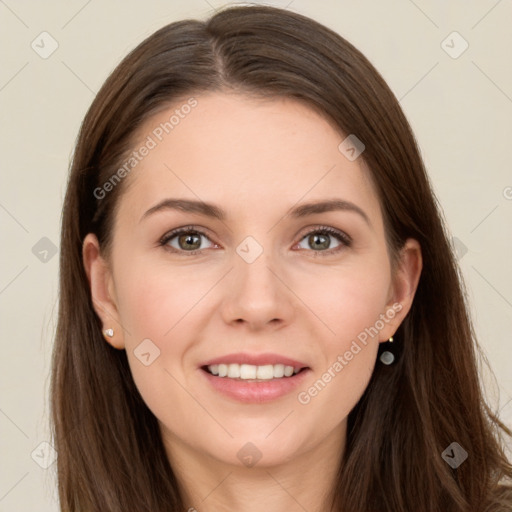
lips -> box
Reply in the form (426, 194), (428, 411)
(200, 352), (309, 369)
(200, 364), (311, 403)
(198, 352), (311, 403)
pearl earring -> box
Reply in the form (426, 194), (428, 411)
(379, 336), (395, 365)
(103, 328), (114, 339)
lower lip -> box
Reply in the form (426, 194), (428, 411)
(200, 367), (311, 403)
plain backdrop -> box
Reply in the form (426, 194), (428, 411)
(1, 1), (511, 510)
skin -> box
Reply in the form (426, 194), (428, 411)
(83, 91), (422, 512)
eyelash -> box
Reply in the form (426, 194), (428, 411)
(159, 225), (352, 257)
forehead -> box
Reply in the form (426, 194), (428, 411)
(116, 92), (381, 225)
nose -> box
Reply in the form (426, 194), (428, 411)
(219, 242), (296, 331)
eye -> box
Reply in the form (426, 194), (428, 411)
(295, 226), (351, 255)
(160, 226), (216, 255)
(159, 225), (351, 257)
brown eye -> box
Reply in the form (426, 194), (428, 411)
(295, 227), (351, 255)
(305, 233), (332, 250)
(176, 232), (202, 251)
(160, 228), (215, 254)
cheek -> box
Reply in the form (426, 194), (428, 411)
(296, 280), (384, 422)
(299, 344), (377, 426)
(113, 263), (213, 392)
(291, 260), (390, 414)
(113, 269), (196, 421)
(114, 260), (204, 342)
(297, 260), (391, 345)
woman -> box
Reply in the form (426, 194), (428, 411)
(50, 4), (512, 511)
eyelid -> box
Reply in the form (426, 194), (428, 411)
(159, 225), (212, 244)
(296, 224), (352, 245)
(293, 225), (352, 256)
(159, 225), (217, 252)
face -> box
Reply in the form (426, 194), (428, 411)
(84, 92), (421, 471)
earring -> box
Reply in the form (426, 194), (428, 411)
(103, 328), (114, 340)
(379, 336), (395, 365)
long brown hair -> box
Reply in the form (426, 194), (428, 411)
(50, 5), (512, 511)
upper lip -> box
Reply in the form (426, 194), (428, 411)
(201, 352), (309, 369)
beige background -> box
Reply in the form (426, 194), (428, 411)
(1, 0), (511, 509)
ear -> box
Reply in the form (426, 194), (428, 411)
(82, 233), (125, 350)
(379, 238), (423, 341)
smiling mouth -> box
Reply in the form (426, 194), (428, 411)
(202, 363), (308, 381)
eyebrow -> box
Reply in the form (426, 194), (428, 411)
(140, 198), (371, 226)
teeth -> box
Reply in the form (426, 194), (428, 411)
(227, 364), (240, 378)
(273, 364), (285, 378)
(240, 364), (257, 379)
(207, 363), (302, 380)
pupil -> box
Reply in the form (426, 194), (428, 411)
(181, 233), (200, 250)
(311, 233), (329, 250)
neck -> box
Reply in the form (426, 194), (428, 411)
(162, 422), (345, 512)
